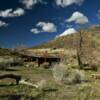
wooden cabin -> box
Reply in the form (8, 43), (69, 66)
(20, 53), (61, 67)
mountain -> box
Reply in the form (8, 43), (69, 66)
(32, 26), (100, 49)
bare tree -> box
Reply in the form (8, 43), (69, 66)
(76, 31), (84, 69)
(74, 30), (94, 69)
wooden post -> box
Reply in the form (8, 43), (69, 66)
(44, 51), (48, 63)
(36, 58), (40, 67)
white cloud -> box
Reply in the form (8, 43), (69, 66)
(30, 28), (40, 34)
(0, 20), (8, 27)
(12, 8), (25, 16)
(31, 22), (57, 34)
(20, 0), (47, 9)
(66, 24), (73, 28)
(67, 11), (88, 24)
(55, 0), (84, 7)
(36, 22), (57, 32)
(0, 8), (25, 18)
(57, 28), (77, 37)
(97, 10), (100, 19)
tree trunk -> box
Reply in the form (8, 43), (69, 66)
(77, 31), (84, 69)
(77, 51), (84, 69)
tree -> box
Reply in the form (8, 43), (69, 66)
(74, 30), (94, 69)
(76, 31), (84, 69)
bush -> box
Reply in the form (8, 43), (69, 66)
(52, 63), (67, 82)
(63, 69), (85, 84)
(41, 62), (50, 69)
(0, 56), (23, 70)
(90, 63), (98, 71)
(25, 62), (35, 68)
(52, 63), (85, 85)
(0, 62), (8, 70)
(77, 83), (95, 100)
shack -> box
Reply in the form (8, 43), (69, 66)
(19, 52), (61, 67)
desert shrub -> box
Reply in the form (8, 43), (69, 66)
(30, 80), (58, 100)
(77, 83), (96, 100)
(41, 62), (50, 69)
(63, 69), (85, 84)
(24, 62), (35, 68)
(0, 62), (8, 70)
(0, 56), (23, 70)
(10, 57), (24, 66)
(52, 63), (67, 82)
(52, 63), (85, 85)
(90, 63), (98, 71)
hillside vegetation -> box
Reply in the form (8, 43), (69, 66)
(0, 48), (12, 56)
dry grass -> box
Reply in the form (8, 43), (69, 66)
(0, 65), (100, 100)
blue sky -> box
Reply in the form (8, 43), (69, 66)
(0, 0), (100, 48)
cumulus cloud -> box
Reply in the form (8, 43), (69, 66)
(31, 22), (57, 34)
(0, 20), (8, 27)
(36, 22), (57, 32)
(57, 28), (77, 37)
(30, 28), (40, 34)
(20, 0), (47, 9)
(97, 10), (100, 19)
(55, 0), (84, 7)
(0, 8), (25, 18)
(67, 11), (88, 24)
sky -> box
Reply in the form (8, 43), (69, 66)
(0, 0), (100, 48)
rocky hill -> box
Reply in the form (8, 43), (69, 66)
(32, 26), (100, 49)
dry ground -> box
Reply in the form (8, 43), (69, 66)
(0, 65), (100, 100)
